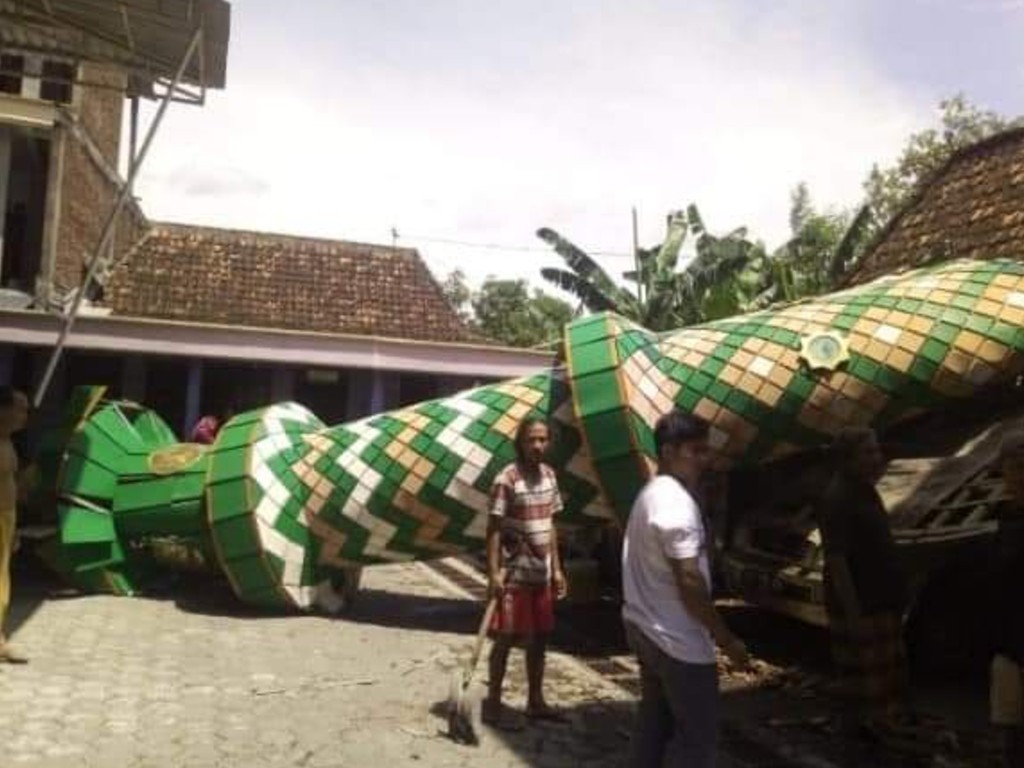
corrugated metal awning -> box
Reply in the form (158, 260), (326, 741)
(0, 0), (229, 99)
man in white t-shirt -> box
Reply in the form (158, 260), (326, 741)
(622, 409), (750, 767)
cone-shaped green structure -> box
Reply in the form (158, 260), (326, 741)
(42, 258), (1024, 610)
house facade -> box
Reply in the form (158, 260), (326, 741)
(0, 4), (549, 448)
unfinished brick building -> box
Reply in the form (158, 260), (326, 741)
(0, 2), (546, 444)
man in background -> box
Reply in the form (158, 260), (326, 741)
(0, 385), (30, 663)
(622, 409), (750, 767)
(991, 428), (1024, 768)
(818, 426), (908, 736)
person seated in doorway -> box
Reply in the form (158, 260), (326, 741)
(190, 404), (235, 445)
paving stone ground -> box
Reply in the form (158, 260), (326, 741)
(9, 558), (992, 768)
(1, 562), (635, 768)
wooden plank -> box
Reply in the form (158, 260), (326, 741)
(888, 420), (1010, 528)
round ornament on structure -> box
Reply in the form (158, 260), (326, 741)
(798, 331), (850, 372)
(148, 443), (208, 475)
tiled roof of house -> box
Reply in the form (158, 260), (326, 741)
(104, 222), (480, 344)
(846, 127), (1024, 286)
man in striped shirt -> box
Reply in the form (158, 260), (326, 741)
(483, 416), (568, 729)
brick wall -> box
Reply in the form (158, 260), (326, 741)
(76, 62), (124, 166)
(49, 64), (147, 292)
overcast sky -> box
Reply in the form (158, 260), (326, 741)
(130, 0), (1024, 292)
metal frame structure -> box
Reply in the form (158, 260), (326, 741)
(0, 0), (233, 406)
(0, 0), (229, 104)
(33, 25), (201, 405)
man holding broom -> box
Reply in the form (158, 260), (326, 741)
(483, 415), (568, 730)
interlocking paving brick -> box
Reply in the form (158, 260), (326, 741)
(1, 562), (638, 767)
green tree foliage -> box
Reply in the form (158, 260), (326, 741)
(440, 268), (473, 324)
(769, 183), (873, 299)
(657, 206), (772, 324)
(528, 96), (1020, 331)
(441, 271), (574, 347)
(529, 291), (576, 341)
(536, 227), (636, 316)
(472, 279), (574, 348)
(864, 94), (1022, 234)
(538, 205), (758, 330)
(771, 96), (1017, 299)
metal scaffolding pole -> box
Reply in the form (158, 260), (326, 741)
(33, 25), (204, 408)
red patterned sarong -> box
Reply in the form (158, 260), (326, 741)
(489, 584), (554, 638)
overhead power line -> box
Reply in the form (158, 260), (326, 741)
(394, 231), (635, 259)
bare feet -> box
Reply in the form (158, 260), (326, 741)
(0, 644), (28, 664)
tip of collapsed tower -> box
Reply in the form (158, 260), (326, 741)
(0, 0), (231, 105)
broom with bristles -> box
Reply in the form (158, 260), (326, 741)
(446, 591), (500, 745)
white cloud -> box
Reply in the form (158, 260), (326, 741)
(154, 164), (270, 198)
(129, 1), (929, 294)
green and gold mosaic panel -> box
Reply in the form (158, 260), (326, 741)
(201, 373), (608, 610)
(651, 258), (1024, 464)
(43, 258), (1024, 610)
(48, 388), (198, 596)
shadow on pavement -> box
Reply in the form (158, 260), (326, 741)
(167, 576), (487, 632)
(425, 679), (995, 768)
(5, 548), (70, 639)
(345, 588), (482, 634)
(427, 696), (633, 767)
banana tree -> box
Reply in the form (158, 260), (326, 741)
(537, 228), (639, 317)
(772, 203), (874, 297)
(704, 202), (875, 318)
(538, 205), (759, 331)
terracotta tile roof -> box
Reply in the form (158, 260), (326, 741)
(846, 127), (1024, 286)
(104, 222), (480, 343)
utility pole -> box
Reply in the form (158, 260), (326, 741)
(632, 206), (642, 305)
(390, 227), (399, 249)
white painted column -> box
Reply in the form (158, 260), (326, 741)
(38, 125), (66, 304)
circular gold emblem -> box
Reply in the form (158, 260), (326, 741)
(148, 444), (208, 476)
(799, 331), (850, 372)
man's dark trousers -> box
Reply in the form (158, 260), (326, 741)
(625, 621), (719, 767)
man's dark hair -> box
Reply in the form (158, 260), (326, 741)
(829, 426), (876, 468)
(0, 385), (16, 409)
(514, 415), (551, 461)
(654, 409), (710, 460)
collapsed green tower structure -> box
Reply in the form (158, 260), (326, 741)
(40, 259), (1024, 611)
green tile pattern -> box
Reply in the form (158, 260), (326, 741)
(42, 258), (1024, 610)
(47, 389), (193, 596)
